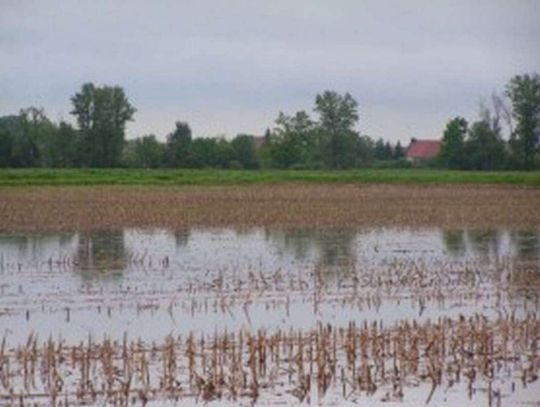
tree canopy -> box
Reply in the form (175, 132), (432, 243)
(1, 75), (539, 171)
(71, 83), (136, 167)
(506, 74), (540, 170)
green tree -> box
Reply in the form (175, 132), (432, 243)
(123, 135), (164, 168)
(374, 138), (386, 160)
(439, 117), (467, 169)
(314, 91), (359, 169)
(464, 120), (506, 170)
(231, 134), (259, 169)
(505, 74), (540, 170)
(0, 128), (12, 167)
(70, 83), (136, 167)
(394, 141), (404, 159)
(190, 138), (221, 168)
(384, 141), (393, 160)
(4, 107), (56, 167)
(267, 111), (318, 168)
(43, 121), (78, 167)
(214, 138), (234, 168)
(166, 121), (192, 167)
(356, 135), (375, 166)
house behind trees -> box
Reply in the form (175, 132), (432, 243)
(406, 139), (441, 165)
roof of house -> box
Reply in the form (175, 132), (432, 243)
(406, 139), (441, 159)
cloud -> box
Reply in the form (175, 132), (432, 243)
(1, 0), (539, 141)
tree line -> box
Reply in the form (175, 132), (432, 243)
(0, 73), (538, 170)
(439, 73), (540, 171)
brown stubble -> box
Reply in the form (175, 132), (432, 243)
(0, 184), (539, 232)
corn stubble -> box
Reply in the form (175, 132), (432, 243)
(1, 184), (539, 232)
(0, 315), (538, 406)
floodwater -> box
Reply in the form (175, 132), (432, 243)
(0, 227), (538, 342)
(0, 227), (539, 406)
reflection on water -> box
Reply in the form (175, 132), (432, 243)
(174, 228), (190, 247)
(0, 227), (539, 276)
(0, 226), (538, 344)
(76, 231), (127, 273)
(511, 230), (540, 258)
(266, 228), (357, 268)
(467, 229), (502, 257)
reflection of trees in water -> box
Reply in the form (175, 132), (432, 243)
(266, 227), (356, 267)
(317, 232), (356, 268)
(0, 233), (77, 261)
(441, 229), (540, 259)
(76, 231), (126, 274)
(510, 230), (540, 258)
(265, 228), (313, 261)
(441, 230), (466, 256)
(466, 230), (502, 257)
(174, 228), (191, 247)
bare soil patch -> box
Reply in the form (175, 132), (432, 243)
(1, 184), (539, 232)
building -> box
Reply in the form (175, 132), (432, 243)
(406, 139), (441, 165)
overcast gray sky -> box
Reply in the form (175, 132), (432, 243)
(1, 0), (539, 142)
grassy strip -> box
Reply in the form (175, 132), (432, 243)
(0, 168), (539, 186)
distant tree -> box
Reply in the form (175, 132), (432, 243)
(267, 111), (318, 168)
(8, 107), (57, 167)
(214, 138), (234, 168)
(505, 73), (540, 170)
(394, 141), (404, 159)
(43, 121), (78, 167)
(166, 121), (192, 167)
(70, 83), (136, 167)
(314, 91), (359, 169)
(133, 135), (164, 168)
(374, 138), (386, 160)
(383, 141), (393, 160)
(231, 134), (259, 169)
(355, 135), (375, 166)
(0, 128), (12, 167)
(439, 117), (468, 169)
(464, 120), (506, 170)
(264, 128), (271, 143)
(190, 138), (221, 168)
(121, 139), (138, 167)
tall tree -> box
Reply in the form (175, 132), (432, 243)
(267, 111), (318, 168)
(439, 117), (468, 169)
(7, 107), (55, 167)
(166, 121), (192, 167)
(70, 83), (135, 167)
(464, 120), (506, 170)
(314, 91), (359, 169)
(505, 73), (540, 170)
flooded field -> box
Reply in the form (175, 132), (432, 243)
(0, 226), (539, 406)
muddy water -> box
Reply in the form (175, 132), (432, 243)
(0, 227), (538, 344)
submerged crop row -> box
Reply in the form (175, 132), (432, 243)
(0, 315), (538, 406)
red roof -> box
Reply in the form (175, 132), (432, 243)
(406, 139), (441, 159)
